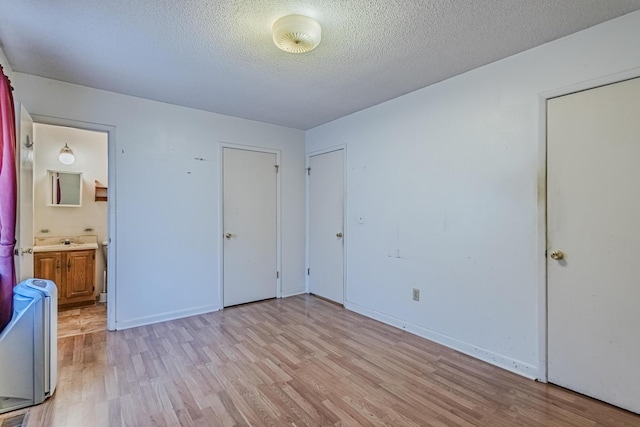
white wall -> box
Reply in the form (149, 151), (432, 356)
(0, 46), (13, 81)
(33, 123), (108, 296)
(15, 75), (306, 329)
(306, 11), (640, 378)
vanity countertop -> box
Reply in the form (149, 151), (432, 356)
(33, 242), (99, 252)
(33, 235), (99, 253)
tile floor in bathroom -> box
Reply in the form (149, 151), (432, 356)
(57, 303), (106, 338)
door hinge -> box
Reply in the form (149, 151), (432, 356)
(276, 271), (280, 279)
(306, 167), (311, 176)
(307, 268), (310, 275)
(275, 165), (279, 173)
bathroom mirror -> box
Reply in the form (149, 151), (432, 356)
(48, 170), (83, 207)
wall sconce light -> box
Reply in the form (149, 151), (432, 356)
(58, 143), (75, 165)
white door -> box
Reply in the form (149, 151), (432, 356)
(308, 149), (344, 304)
(15, 105), (34, 281)
(547, 77), (640, 414)
(222, 147), (277, 307)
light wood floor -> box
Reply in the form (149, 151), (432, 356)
(2, 295), (639, 426)
(58, 303), (107, 338)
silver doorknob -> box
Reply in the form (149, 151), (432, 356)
(225, 233), (233, 239)
(336, 232), (343, 238)
(550, 250), (564, 260)
(21, 248), (33, 255)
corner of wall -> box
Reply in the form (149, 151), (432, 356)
(281, 288), (306, 298)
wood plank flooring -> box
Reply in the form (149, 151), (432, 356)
(2, 295), (639, 426)
(58, 303), (106, 338)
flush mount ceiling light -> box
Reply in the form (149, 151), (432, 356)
(58, 143), (75, 165)
(272, 15), (321, 53)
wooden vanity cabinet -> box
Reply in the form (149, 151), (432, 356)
(34, 249), (96, 309)
(33, 251), (63, 287)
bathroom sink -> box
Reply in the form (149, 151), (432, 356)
(33, 236), (99, 253)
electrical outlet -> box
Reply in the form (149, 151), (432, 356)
(412, 288), (420, 301)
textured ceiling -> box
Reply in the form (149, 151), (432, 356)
(1, 1), (640, 130)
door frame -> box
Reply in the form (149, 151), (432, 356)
(305, 145), (347, 302)
(218, 142), (282, 309)
(30, 114), (117, 330)
(537, 67), (640, 382)
(15, 104), (34, 282)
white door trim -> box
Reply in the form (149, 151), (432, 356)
(16, 104), (34, 282)
(218, 142), (282, 310)
(536, 66), (640, 382)
(305, 144), (347, 303)
(30, 114), (117, 331)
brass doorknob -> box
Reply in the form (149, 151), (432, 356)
(550, 250), (564, 260)
(225, 233), (233, 239)
(336, 232), (343, 238)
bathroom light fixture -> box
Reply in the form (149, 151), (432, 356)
(272, 15), (321, 53)
(58, 143), (75, 165)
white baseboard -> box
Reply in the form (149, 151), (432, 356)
(344, 300), (539, 380)
(116, 290), (308, 330)
(280, 288), (306, 298)
(114, 304), (220, 330)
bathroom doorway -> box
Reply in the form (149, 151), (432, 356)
(20, 117), (114, 334)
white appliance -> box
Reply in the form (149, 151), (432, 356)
(99, 240), (108, 303)
(0, 279), (57, 414)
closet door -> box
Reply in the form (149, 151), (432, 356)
(547, 77), (640, 414)
(222, 147), (278, 307)
(308, 149), (344, 304)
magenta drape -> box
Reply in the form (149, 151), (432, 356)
(56, 173), (61, 204)
(0, 66), (17, 333)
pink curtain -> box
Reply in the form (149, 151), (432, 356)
(0, 65), (17, 332)
(56, 173), (61, 204)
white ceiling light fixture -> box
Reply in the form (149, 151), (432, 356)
(272, 15), (321, 53)
(58, 143), (75, 165)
